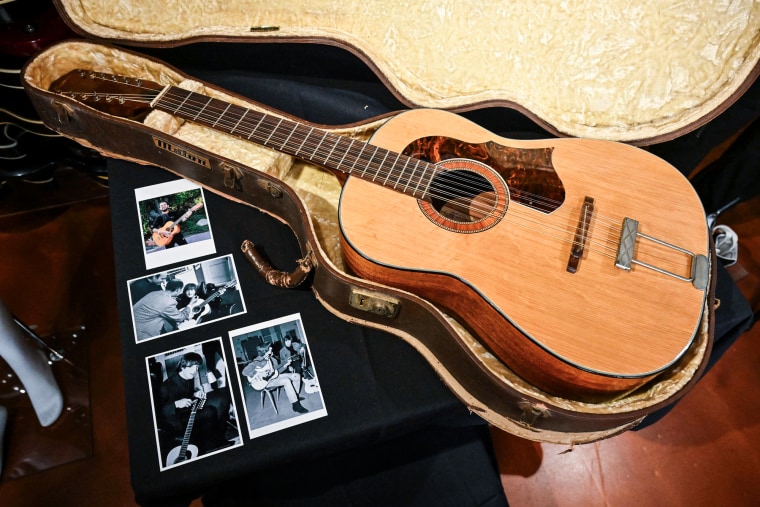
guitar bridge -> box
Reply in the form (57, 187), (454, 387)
(616, 218), (709, 290)
(567, 196), (595, 273)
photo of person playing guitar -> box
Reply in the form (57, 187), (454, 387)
(242, 344), (308, 414)
(150, 200), (204, 249)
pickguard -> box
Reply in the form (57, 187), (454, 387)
(402, 136), (565, 213)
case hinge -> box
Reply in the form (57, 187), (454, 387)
(257, 178), (283, 198)
(220, 162), (244, 191)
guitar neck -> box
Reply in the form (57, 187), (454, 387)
(178, 406), (198, 455)
(152, 86), (436, 201)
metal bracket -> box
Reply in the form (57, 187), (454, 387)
(257, 178), (283, 198)
(349, 288), (400, 318)
(615, 217), (709, 290)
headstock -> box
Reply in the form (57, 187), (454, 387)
(49, 69), (165, 121)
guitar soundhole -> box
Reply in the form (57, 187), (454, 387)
(431, 169), (494, 222)
(420, 159), (508, 233)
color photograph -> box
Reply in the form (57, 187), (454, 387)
(135, 179), (216, 269)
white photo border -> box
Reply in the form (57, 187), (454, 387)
(228, 313), (327, 439)
(128, 254), (246, 344)
(145, 337), (244, 471)
(135, 179), (216, 270)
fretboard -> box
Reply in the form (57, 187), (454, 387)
(153, 86), (436, 200)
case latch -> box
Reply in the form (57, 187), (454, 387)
(349, 288), (400, 318)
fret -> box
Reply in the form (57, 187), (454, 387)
(361, 146), (379, 178)
(281, 123), (298, 151)
(401, 158), (416, 190)
(412, 160), (429, 198)
(171, 89), (192, 114)
(295, 126), (314, 156)
(352, 144), (369, 178)
(323, 135), (339, 166)
(336, 138), (355, 173)
(212, 102), (231, 128)
(384, 156), (406, 186)
(248, 113), (266, 140)
(194, 96), (213, 120)
(264, 118), (283, 145)
(230, 108), (248, 136)
(393, 157), (412, 190)
(400, 159), (419, 192)
(373, 149), (390, 181)
(386, 153), (402, 187)
(312, 130), (328, 161)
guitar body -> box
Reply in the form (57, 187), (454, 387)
(151, 203), (204, 247)
(184, 298), (212, 322)
(176, 306), (210, 330)
(339, 109), (709, 399)
(166, 443), (199, 466)
(152, 222), (180, 247)
(177, 281), (235, 329)
(250, 369), (278, 391)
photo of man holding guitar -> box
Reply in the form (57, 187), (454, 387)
(242, 344), (308, 414)
(156, 349), (239, 469)
(150, 200), (204, 249)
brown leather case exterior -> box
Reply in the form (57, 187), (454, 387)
(22, 41), (716, 444)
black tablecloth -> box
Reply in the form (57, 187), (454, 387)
(109, 161), (507, 506)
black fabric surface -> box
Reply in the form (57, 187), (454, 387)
(201, 421), (508, 507)
(109, 162), (489, 506)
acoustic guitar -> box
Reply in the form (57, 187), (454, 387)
(50, 70), (711, 398)
(177, 281), (236, 329)
(152, 202), (204, 247)
(248, 355), (292, 391)
(166, 396), (205, 466)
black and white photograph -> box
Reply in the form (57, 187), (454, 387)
(135, 179), (216, 269)
(128, 255), (246, 343)
(229, 313), (327, 439)
(146, 338), (243, 471)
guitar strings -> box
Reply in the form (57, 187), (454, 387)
(65, 86), (628, 262)
(65, 77), (580, 223)
(121, 88), (640, 262)
(70, 88), (580, 225)
(155, 89), (630, 260)
(64, 83), (687, 267)
(81, 88), (561, 217)
(107, 90), (697, 272)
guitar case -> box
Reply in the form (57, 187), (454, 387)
(20, 1), (760, 444)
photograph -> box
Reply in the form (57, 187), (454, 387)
(128, 254), (246, 343)
(135, 179), (216, 269)
(146, 338), (243, 471)
(229, 313), (327, 439)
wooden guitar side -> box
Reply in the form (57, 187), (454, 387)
(339, 109), (709, 399)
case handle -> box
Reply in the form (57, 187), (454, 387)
(241, 240), (314, 289)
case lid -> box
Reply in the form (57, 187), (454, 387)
(54, 0), (760, 143)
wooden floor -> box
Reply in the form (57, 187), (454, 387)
(0, 171), (758, 506)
